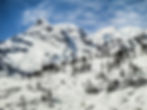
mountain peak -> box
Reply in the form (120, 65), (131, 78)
(0, 22), (90, 74)
(27, 18), (53, 34)
(35, 18), (49, 26)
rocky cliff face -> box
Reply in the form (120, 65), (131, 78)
(0, 20), (147, 110)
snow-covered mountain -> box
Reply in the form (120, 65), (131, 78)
(0, 19), (95, 74)
(1, 20), (147, 110)
(1, 19), (147, 87)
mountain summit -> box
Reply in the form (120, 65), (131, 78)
(0, 20), (91, 74)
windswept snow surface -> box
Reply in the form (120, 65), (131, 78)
(0, 20), (147, 110)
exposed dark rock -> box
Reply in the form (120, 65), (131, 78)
(85, 81), (100, 94)
(46, 26), (53, 32)
(107, 80), (120, 92)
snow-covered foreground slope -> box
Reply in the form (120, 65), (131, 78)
(1, 20), (147, 110)
(0, 70), (147, 110)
